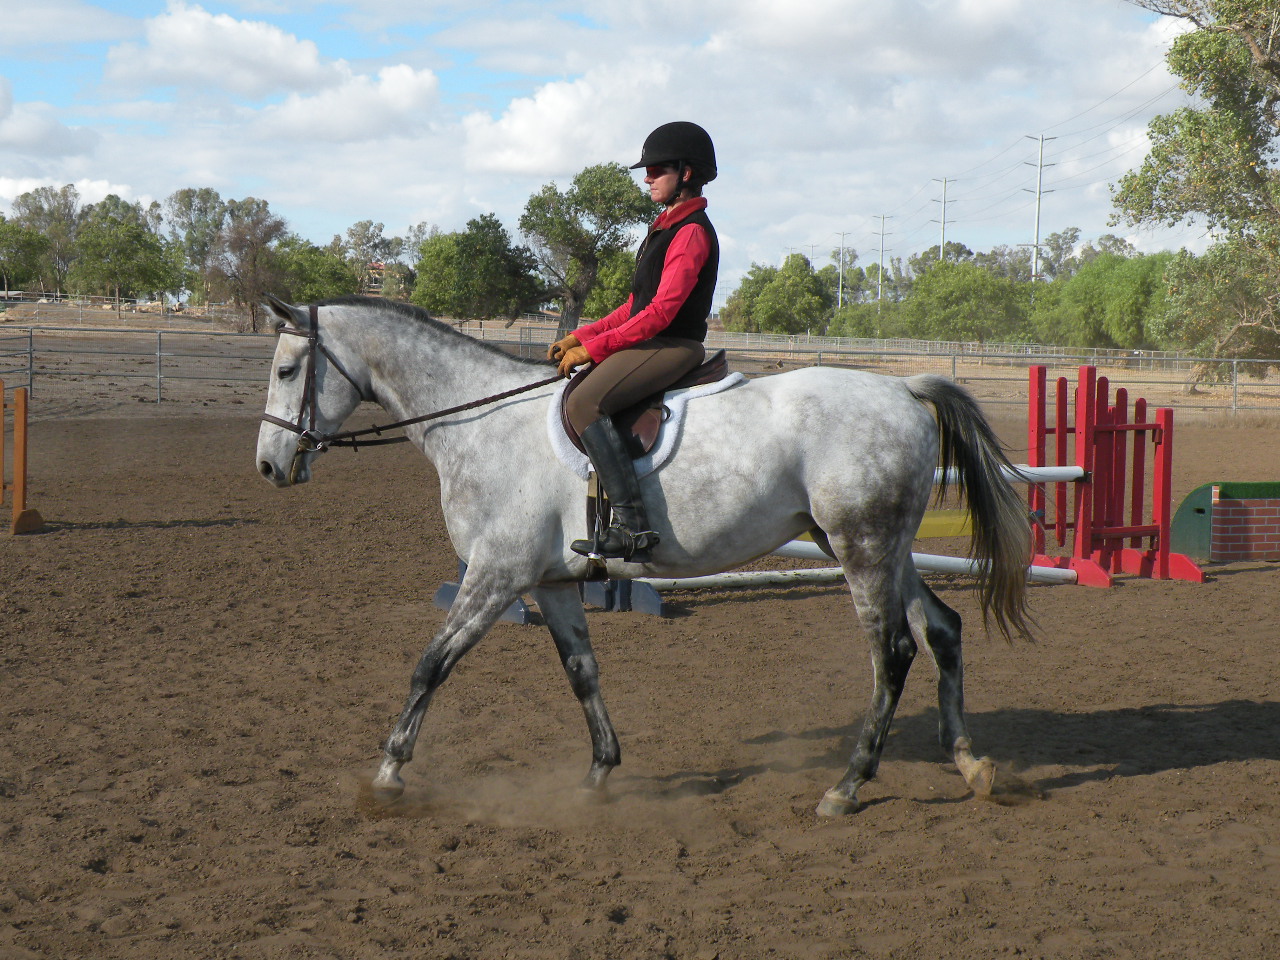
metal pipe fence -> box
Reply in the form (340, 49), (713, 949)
(2, 323), (1279, 418)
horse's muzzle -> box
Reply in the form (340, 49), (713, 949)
(258, 457), (305, 487)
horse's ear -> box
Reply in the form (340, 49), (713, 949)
(264, 294), (309, 334)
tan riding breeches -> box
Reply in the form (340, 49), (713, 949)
(565, 337), (706, 435)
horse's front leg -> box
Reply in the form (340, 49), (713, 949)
(531, 584), (621, 792)
(372, 565), (523, 802)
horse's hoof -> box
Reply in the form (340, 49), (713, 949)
(579, 762), (614, 795)
(815, 788), (861, 817)
(956, 754), (996, 799)
(953, 738), (997, 799)
(966, 758), (997, 799)
(370, 771), (405, 804)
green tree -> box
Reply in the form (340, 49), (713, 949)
(0, 217), (50, 294)
(342, 220), (403, 293)
(454, 214), (542, 320)
(753, 254), (831, 334)
(1115, 1), (1280, 358)
(720, 263), (778, 332)
(1039, 227), (1083, 280)
(411, 232), (463, 316)
(69, 195), (178, 314)
(582, 247), (636, 318)
(1154, 244), (1280, 358)
(863, 258), (911, 303)
(827, 246), (866, 307)
(164, 187), (227, 305)
(908, 241), (974, 278)
(11, 184), (81, 294)
(973, 244), (1033, 282)
(902, 260), (1028, 343)
(211, 197), (288, 331)
(277, 235), (359, 302)
(828, 301), (891, 338)
(519, 163), (656, 334)
(1030, 252), (1172, 348)
(411, 215), (542, 321)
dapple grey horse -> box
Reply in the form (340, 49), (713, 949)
(255, 295), (1032, 816)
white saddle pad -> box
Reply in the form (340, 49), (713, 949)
(547, 372), (746, 480)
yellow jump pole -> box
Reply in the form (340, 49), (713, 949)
(10, 386), (42, 535)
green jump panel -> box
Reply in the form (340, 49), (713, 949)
(1170, 481), (1280, 560)
(1169, 483), (1214, 560)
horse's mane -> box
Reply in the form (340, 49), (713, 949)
(317, 295), (551, 368)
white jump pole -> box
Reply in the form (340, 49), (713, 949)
(940, 464), (1085, 485)
(640, 542), (1077, 592)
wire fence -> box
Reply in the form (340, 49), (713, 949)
(0, 293), (246, 327)
(2, 319), (1279, 419)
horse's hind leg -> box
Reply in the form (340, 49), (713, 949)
(532, 584), (621, 792)
(906, 575), (995, 798)
(372, 565), (522, 802)
(817, 566), (917, 817)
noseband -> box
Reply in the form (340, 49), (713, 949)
(261, 304), (561, 483)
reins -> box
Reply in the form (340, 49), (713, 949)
(261, 306), (562, 474)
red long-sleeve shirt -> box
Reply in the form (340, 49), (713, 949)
(573, 198), (712, 363)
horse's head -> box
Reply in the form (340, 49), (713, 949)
(256, 295), (369, 487)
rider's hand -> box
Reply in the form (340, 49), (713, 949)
(557, 345), (591, 378)
(547, 333), (581, 363)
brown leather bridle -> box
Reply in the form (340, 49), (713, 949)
(261, 304), (561, 483)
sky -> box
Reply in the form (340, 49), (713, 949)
(0, 0), (1202, 308)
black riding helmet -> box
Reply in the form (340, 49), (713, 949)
(629, 121), (718, 186)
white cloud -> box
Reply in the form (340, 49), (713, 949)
(0, 1), (134, 50)
(462, 61), (668, 175)
(104, 1), (343, 99)
(255, 64), (440, 141)
(0, 86), (97, 160)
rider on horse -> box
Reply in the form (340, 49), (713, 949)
(547, 121), (720, 563)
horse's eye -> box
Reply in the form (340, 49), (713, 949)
(277, 365), (297, 381)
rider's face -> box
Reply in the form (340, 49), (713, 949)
(644, 164), (682, 205)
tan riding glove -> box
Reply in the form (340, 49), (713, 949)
(556, 345), (591, 378)
(547, 333), (580, 363)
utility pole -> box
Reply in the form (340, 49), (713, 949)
(932, 178), (952, 263)
(835, 232), (849, 309)
(1022, 134), (1056, 281)
(873, 215), (892, 313)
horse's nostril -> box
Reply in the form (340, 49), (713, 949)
(259, 461), (274, 478)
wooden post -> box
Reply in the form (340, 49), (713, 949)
(1, 379), (6, 509)
(10, 387), (43, 534)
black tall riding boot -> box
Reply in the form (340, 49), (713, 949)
(571, 419), (660, 563)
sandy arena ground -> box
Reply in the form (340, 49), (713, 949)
(2, 376), (1279, 959)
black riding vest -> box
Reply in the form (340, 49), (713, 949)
(629, 208), (719, 342)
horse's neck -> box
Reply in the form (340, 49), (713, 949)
(355, 314), (540, 448)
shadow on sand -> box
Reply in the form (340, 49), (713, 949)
(645, 698), (1280, 800)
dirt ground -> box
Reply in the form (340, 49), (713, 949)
(3, 389), (1280, 960)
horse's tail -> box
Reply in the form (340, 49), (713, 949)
(906, 375), (1034, 641)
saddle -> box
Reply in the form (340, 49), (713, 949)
(559, 349), (730, 458)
